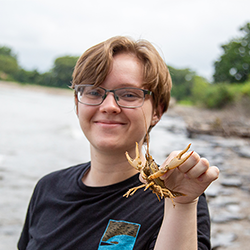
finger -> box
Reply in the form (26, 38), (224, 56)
(185, 157), (209, 179)
(177, 151), (201, 173)
(197, 166), (220, 183)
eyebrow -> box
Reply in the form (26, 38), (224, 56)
(110, 83), (142, 89)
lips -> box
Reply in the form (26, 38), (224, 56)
(94, 120), (126, 126)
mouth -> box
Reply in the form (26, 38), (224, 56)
(94, 120), (126, 127)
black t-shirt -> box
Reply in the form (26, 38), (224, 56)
(18, 162), (211, 249)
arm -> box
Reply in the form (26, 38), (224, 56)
(155, 199), (198, 250)
(153, 151), (219, 250)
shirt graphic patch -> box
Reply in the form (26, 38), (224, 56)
(98, 219), (141, 249)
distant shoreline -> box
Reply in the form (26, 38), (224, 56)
(0, 80), (73, 97)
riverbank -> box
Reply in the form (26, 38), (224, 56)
(168, 104), (250, 249)
(168, 102), (250, 138)
(0, 80), (73, 96)
(1, 81), (250, 249)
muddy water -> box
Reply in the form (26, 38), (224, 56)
(0, 83), (249, 249)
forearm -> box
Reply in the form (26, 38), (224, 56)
(154, 199), (198, 250)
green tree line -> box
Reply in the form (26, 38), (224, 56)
(0, 48), (78, 88)
(1, 22), (250, 109)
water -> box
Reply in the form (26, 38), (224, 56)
(0, 84), (91, 249)
(0, 83), (248, 249)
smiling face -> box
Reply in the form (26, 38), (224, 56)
(76, 53), (159, 154)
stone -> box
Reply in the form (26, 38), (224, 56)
(211, 232), (237, 249)
(233, 145), (250, 158)
(220, 178), (243, 187)
(212, 211), (245, 223)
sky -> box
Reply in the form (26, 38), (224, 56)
(1, 0), (250, 81)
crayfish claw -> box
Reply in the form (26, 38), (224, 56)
(167, 143), (193, 170)
(124, 141), (192, 206)
(125, 142), (143, 170)
(148, 144), (193, 180)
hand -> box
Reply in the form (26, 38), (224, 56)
(159, 150), (219, 204)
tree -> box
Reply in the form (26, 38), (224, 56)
(168, 66), (195, 101)
(50, 56), (79, 88)
(190, 75), (209, 105)
(213, 23), (250, 83)
(14, 69), (42, 84)
(0, 46), (18, 78)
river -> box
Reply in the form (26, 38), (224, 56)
(0, 82), (249, 249)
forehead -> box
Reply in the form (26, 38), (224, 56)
(101, 53), (144, 89)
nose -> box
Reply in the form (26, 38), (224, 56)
(99, 92), (121, 113)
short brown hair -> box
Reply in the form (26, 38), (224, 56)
(72, 36), (172, 115)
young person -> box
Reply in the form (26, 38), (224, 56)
(18, 36), (219, 250)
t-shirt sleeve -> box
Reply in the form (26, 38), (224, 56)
(17, 181), (40, 250)
(17, 206), (31, 249)
(197, 193), (211, 249)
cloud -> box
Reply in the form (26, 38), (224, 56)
(0, 0), (249, 80)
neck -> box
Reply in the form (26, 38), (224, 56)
(82, 145), (144, 187)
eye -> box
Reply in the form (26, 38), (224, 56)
(85, 88), (103, 97)
(118, 89), (142, 99)
(123, 92), (137, 98)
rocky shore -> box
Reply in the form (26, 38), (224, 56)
(167, 105), (250, 250)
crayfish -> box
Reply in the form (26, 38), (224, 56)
(123, 111), (193, 204)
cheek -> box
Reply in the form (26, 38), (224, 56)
(141, 102), (154, 128)
(127, 107), (153, 136)
(77, 105), (94, 126)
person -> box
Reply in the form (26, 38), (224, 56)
(18, 36), (219, 250)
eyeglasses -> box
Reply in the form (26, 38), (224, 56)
(74, 84), (152, 109)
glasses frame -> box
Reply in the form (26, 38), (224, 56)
(74, 84), (152, 109)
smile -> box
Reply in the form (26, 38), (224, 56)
(94, 120), (126, 126)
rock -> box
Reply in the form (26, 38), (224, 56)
(212, 211), (244, 223)
(209, 196), (240, 208)
(220, 177), (243, 187)
(233, 145), (250, 158)
(226, 204), (241, 213)
(211, 232), (237, 249)
(205, 180), (221, 198)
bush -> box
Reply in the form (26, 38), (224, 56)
(169, 66), (195, 101)
(203, 84), (234, 109)
(50, 56), (79, 88)
(13, 69), (42, 84)
(241, 82), (250, 97)
(0, 54), (18, 76)
(191, 76), (209, 106)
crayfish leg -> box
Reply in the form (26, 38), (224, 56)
(144, 181), (154, 191)
(123, 184), (146, 198)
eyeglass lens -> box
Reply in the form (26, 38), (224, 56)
(76, 85), (148, 108)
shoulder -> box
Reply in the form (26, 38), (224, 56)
(34, 162), (90, 192)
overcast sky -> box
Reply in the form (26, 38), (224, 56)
(1, 0), (249, 80)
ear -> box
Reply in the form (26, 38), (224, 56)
(150, 105), (163, 126)
(74, 96), (79, 116)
